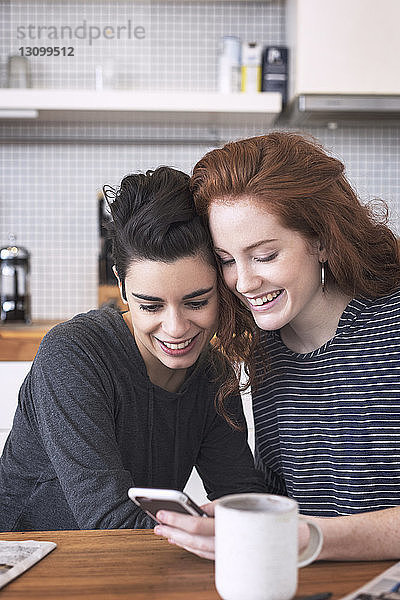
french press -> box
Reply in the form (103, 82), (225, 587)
(0, 235), (31, 323)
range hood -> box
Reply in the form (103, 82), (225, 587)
(280, 94), (400, 128)
(285, 0), (400, 128)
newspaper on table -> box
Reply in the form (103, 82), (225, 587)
(0, 540), (56, 589)
(340, 561), (400, 600)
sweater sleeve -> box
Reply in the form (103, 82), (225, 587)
(195, 391), (267, 500)
(254, 447), (288, 496)
(28, 326), (154, 530)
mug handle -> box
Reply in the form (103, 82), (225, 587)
(297, 518), (323, 567)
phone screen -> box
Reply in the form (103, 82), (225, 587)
(135, 495), (206, 522)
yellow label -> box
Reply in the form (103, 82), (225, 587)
(241, 65), (261, 92)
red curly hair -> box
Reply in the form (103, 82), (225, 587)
(191, 131), (400, 417)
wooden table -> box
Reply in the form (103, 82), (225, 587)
(0, 321), (61, 361)
(0, 529), (395, 599)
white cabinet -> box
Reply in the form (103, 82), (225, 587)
(0, 362), (32, 453)
(286, 0), (400, 100)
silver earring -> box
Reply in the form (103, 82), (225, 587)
(321, 261), (326, 291)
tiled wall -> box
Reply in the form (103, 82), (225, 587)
(1, 1), (399, 319)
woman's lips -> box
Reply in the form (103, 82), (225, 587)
(246, 289), (285, 312)
(156, 333), (200, 356)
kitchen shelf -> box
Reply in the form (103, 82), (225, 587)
(0, 89), (282, 127)
(22, 0), (272, 3)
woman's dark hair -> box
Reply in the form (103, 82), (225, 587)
(105, 167), (215, 300)
(104, 166), (244, 428)
(190, 131), (400, 411)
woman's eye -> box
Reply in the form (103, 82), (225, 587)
(255, 252), (278, 263)
(217, 256), (235, 266)
(139, 304), (161, 312)
(187, 299), (209, 310)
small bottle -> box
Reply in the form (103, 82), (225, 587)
(7, 55), (31, 88)
(241, 42), (262, 93)
(261, 46), (289, 106)
(217, 36), (241, 93)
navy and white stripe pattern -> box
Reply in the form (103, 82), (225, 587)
(253, 289), (400, 516)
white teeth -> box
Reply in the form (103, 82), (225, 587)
(248, 290), (282, 306)
(162, 337), (193, 350)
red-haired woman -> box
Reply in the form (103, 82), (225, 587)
(154, 132), (400, 561)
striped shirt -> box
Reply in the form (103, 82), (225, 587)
(253, 289), (400, 516)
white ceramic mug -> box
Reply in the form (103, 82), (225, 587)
(215, 493), (323, 600)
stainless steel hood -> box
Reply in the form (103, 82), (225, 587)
(279, 94), (400, 128)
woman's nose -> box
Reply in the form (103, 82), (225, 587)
(162, 310), (190, 339)
(235, 264), (262, 295)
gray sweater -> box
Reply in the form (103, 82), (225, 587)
(0, 308), (265, 531)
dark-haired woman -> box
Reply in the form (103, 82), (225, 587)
(0, 167), (264, 532)
(154, 132), (400, 560)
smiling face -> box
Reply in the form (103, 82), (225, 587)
(122, 255), (218, 382)
(208, 197), (327, 334)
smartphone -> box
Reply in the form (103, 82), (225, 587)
(128, 487), (208, 523)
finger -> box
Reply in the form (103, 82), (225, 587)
(154, 524), (215, 556)
(199, 502), (216, 517)
(181, 544), (215, 561)
(156, 511), (215, 536)
(169, 538), (215, 561)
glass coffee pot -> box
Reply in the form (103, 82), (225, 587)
(0, 235), (31, 323)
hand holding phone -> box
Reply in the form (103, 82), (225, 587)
(128, 487), (208, 523)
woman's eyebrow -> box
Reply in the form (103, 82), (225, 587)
(182, 287), (214, 300)
(131, 292), (163, 301)
(131, 286), (214, 302)
(245, 239), (278, 250)
(215, 239), (278, 253)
